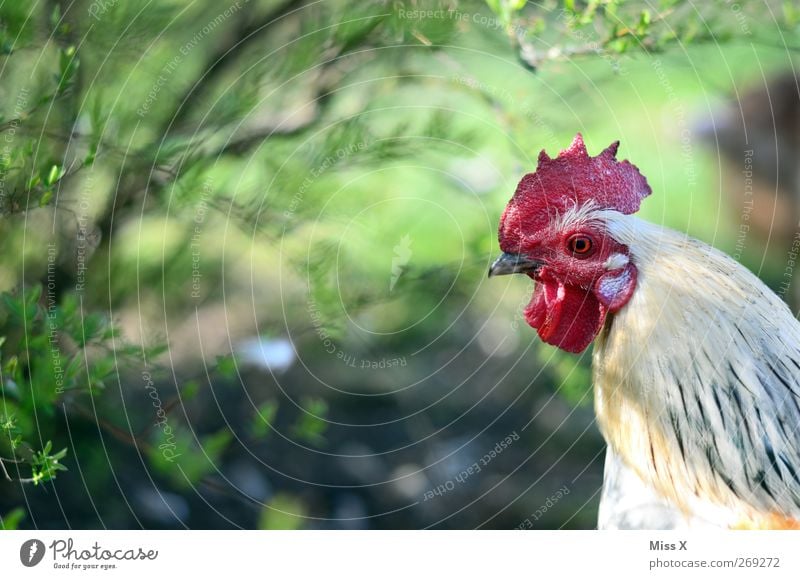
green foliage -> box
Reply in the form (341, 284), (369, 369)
(250, 400), (279, 438)
(0, 412), (22, 452)
(536, 346), (593, 407)
(485, 0), (528, 30)
(0, 0), (795, 529)
(0, 507), (25, 529)
(29, 441), (68, 485)
(215, 355), (238, 380)
(0, 284), (120, 484)
(291, 397), (329, 446)
(148, 426), (233, 489)
(502, 0), (786, 69)
(784, 1), (800, 29)
(258, 494), (306, 530)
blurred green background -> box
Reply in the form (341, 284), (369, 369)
(0, 0), (798, 529)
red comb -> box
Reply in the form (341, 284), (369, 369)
(499, 134), (651, 249)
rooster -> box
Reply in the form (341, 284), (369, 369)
(490, 134), (800, 529)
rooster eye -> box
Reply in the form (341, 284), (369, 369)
(567, 235), (593, 256)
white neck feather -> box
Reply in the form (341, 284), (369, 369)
(591, 211), (800, 525)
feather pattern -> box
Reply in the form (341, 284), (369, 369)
(592, 211), (800, 528)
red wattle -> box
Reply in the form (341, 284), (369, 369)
(524, 280), (607, 354)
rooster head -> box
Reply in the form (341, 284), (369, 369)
(490, 134), (651, 353)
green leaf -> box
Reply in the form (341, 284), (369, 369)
(64, 354), (85, 383)
(291, 397), (329, 446)
(3, 355), (19, 379)
(1, 507), (26, 530)
(45, 164), (65, 186)
(785, 1), (800, 27)
(83, 142), (98, 167)
(30, 442), (69, 484)
(251, 400), (278, 437)
(202, 429), (232, 459)
(2, 293), (24, 319)
(215, 354), (238, 379)
(56, 46), (79, 95)
(173, 429), (232, 485)
(0, 413), (17, 431)
(50, 4), (61, 28)
(636, 9), (652, 36)
(39, 189), (53, 207)
(88, 356), (116, 385)
(181, 380), (199, 402)
(258, 494), (306, 530)
(25, 284), (42, 307)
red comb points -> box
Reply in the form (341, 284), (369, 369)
(499, 134), (651, 249)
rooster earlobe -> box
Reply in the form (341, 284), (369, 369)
(601, 141), (620, 159)
(595, 263), (637, 313)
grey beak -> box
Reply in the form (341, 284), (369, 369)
(488, 252), (542, 278)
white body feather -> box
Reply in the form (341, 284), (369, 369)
(591, 211), (800, 527)
(598, 447), (730, 529)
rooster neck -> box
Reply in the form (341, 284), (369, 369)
(591, 213), (800, 528)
